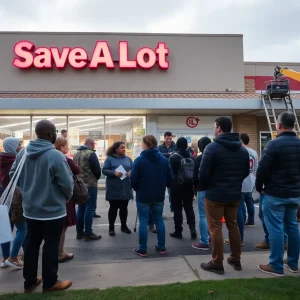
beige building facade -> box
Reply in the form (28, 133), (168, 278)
(0, 31), (299, 171)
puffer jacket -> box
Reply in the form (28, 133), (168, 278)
(199, 133), (249, 202)
(256, 131), (300, 198)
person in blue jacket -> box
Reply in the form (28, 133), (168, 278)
(130, 135), (174, 257)
(102, 141), (133, 236)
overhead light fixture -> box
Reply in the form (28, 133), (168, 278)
(0, 118), (55, 129)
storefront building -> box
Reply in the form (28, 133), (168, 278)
(0, 31), (299, 176)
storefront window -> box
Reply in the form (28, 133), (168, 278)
(32, 116), (67, 141)
(159, 132), (214, 155)
(68, 116), (105, 182)
(0, 116), (31, 150)
(105, 116), (146, 160)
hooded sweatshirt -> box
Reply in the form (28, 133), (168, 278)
(130, 148), (173, 203)
(193, 137), (211, 190)
(9, 138), (74, 220)
(0, 137), (20, 190)
(199, 133), (249, 202)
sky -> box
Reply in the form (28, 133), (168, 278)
(0, 0), (299, 62)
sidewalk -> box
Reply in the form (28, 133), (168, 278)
(0, 251), (299, 295)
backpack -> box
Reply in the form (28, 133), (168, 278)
(174, 153), (194, 184)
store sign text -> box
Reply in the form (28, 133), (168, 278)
(12, 40), (169, 70)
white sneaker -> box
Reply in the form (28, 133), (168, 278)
(0, 259), (8, 268)
(5, 258), (24, 269)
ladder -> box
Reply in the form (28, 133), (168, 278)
(261, 93), (277, 139)
(261, 80), (300, 140)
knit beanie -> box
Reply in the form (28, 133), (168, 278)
(3, 137), (20, 155)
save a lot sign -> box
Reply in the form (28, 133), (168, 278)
(12, 40), (169, 70)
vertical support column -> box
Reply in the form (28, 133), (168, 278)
(66, 115), (69, 133)
(30, 116), (33, 140)
(103, 115), (106, 154)
(146, 115), (158, 139)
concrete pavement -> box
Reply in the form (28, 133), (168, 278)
(62, 191), (271, 262)
(1, 191), (300, 295)
(0, 252), (299, 295)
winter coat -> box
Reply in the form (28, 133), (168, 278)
(193, 137), (211, 191)
(199, 133), (249, 202)
(73, 145), (101, 188)
(130, 148), (173, 203)
(158, 141), (177, 159)
(102, 154), (133, 201)
(256, 131), (300, 198)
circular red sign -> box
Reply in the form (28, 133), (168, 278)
(186, 117), (199, 128)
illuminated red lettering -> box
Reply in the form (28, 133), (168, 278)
(119, 41), (136, 69)
(68, 48), (88, 69)
(50, 47), (71, 69)
(156, 42), (169, 69)
(89, 41), (114, 69)
(136, 47), (156, 69)
(34, 47), (52, 68)
(12, 41), (34, 69)
(12, 40), (170, 70)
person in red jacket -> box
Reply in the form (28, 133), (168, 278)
(55, 137), (80, 263)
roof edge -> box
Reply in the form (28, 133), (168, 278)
(245, 61), (300, 66)
(0, 31), (243, 38)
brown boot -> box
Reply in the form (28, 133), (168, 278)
(200, 260), (224, 275)
(255, 242), (270, 251)
(84, 233), (102, 241)
(24, 277), (43, 294)
(227, 257), (242, 271)
(255, 242), (288, 251)
(43, 280), (72, 293)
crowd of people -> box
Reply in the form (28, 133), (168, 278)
(0, 112), (299, 293)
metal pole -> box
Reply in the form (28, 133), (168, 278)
(30, 116), (33, 140)
(103, 115), (106, 153)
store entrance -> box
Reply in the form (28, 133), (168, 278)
(158, 131), (214, 155)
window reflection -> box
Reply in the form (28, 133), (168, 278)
(0, 116), (31, 150)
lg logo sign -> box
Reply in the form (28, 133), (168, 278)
(186, 117), (199, 128)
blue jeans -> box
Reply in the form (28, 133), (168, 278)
(243, 192), (255, 224)
(237, 197), (245, 242)
(1, 220), (27, 258)
(76, 187), (98, 234)
(263, 194), (300, 273)
(168, 188), (173, 212)
(148, 211), (154, 227)
(136, 202), (165, 251)
(259, 194), (287, 244)
(197, 191), (209, 245)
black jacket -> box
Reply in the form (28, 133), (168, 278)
(199, 133), (249, 202)
(158, 141), (177, 159)
(256, 131), (300, 198)
(193, 137), (211, 191)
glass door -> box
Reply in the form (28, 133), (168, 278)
(158, 131), (214, 155)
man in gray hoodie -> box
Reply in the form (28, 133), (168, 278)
(10, 120), (74, 293)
